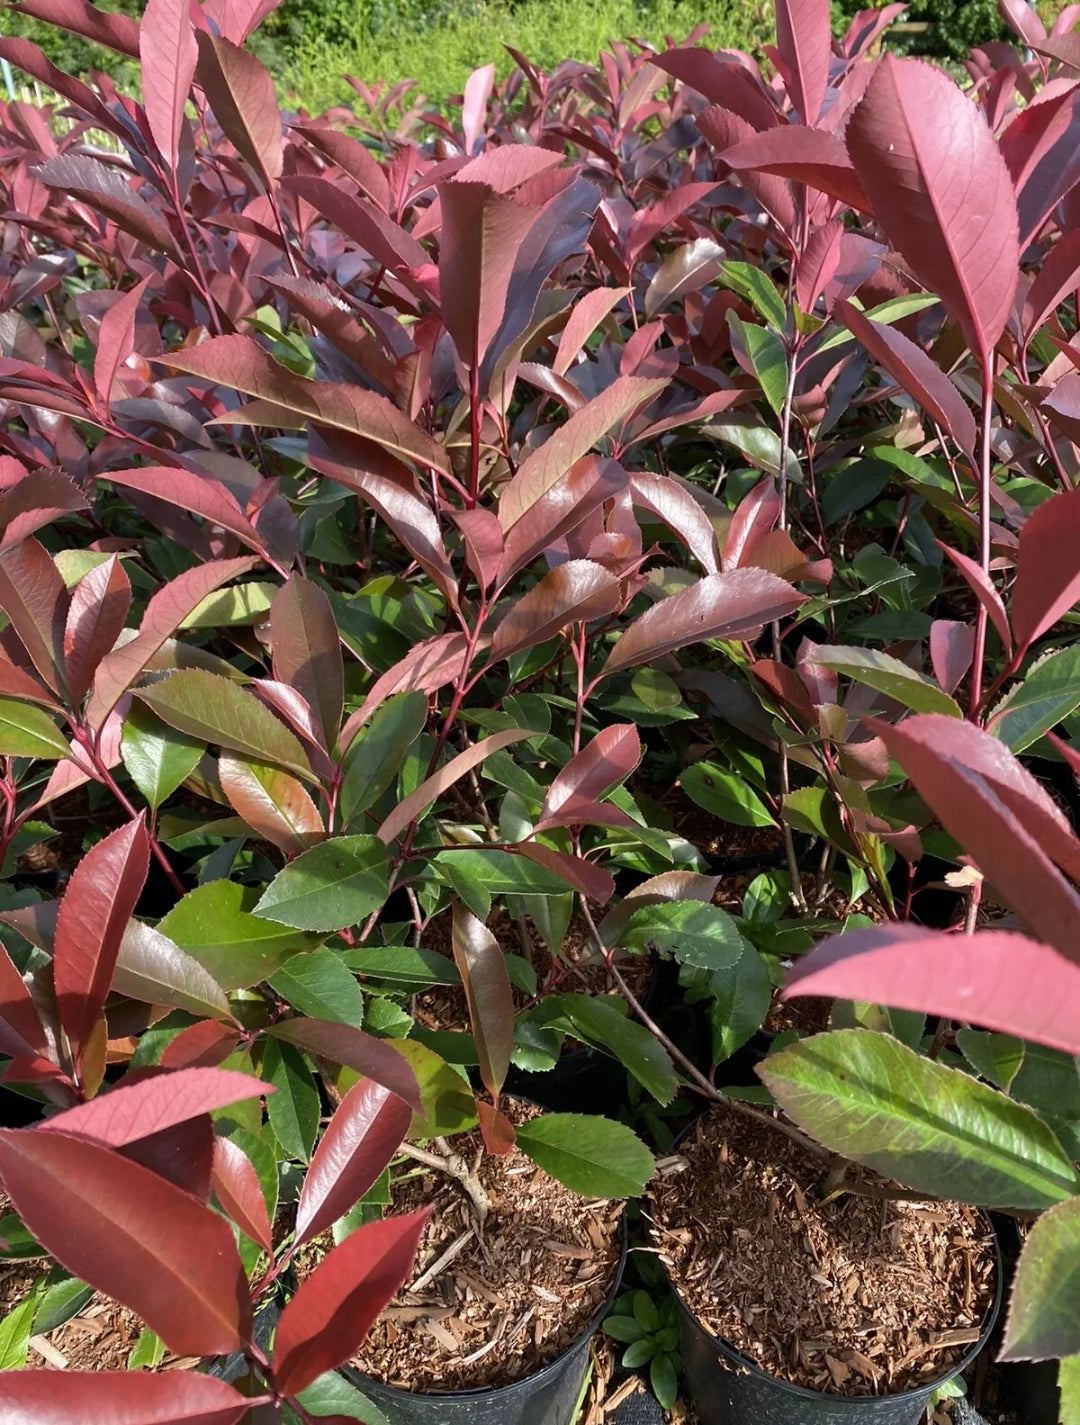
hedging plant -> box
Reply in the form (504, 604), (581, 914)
(0, 0), (1077, 1416)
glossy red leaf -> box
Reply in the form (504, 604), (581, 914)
(456, 143), (565, 191)
(0, 1128), (250, 1355)
(120, 1115), (214, 1201)
(845, 54), (1019, 361)
(0, 468), (86, 557)
(786, 925), (1080, 1054)
(0, 1370), (254, 1425)
(776, 0), (831, 125)
(63, 555), (131, 704)
(499, 456), (627, 584)
(514, 842), (616, 903)
(723, 478), (780, 571)
(377, 728), (536, 845)
(268, 1019), (422, 1111)
(195, 32), (282, 187)
(1000, 85), (1080, 246)
(86, 556), (257, 728)
(797, 218), (845, 315)
(295, 1079), (411, 1247)
(0, 536), (69, 696)
(1011, 486), (1080, 654)
(498, 376), (668, 531)
(929, 619), (975, 697)
(453, 508), (504, 591)
(478, 1100), (516, 1156)
(1000, 0), (1046, 44)
(538, 725), (640, 830)
(139, 0), (197, 174)
(554, 287), (630, 376)
(875, 715), (1080, 963)
(0, 942), (47, 1062)
(0, 658), (55, 708)
(602, 569), (806, 677)
(273, 1208), (429, 1396)
(625, 183), (720, 266)
(939, 542), (1012, 657)
(721, 124), (871, 209)
(491, 559), (622, 663)
(54, 815), (150, 1067)
(94, 277), (150, 410)
(39, 1066), (271, 1147)
(269, 575), (344, 753)
(838, 301), (978, 458)
(106, 467), (265, 558)
(629, 470), (720, 574)
(159, 1020), (244, 1070)
(452, 903), (514, 1100)
(212, 1134), (273, 1252)
(284, 177), (427, 278)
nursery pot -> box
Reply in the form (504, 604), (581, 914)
(342, 1215), (628, 1425)
(667, 1227), (1003, 1425)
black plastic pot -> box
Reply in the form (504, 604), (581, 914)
(667, 1226), (1003, 1425)
(343, 1215), (628, 1425)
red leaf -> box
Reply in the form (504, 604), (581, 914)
(698, 108), (797, 235)
(203, 0), (283, 45)
(845, 55), (1020, 361)
(874, 715), (1080, 964)
(0, 942), (48, 1061)
(1011, 485), (1080, 654)
(272, 1208), (429, 1396)
(195, 32), (282, 186)
(5, 0), (139, 55)
(478, 1100), (516, 1156)
(1021, 229), (1080, 340)
(295, 125), (391, 212)
(63, 555), (131, 704)
(294, 1079), (412, 1248)
(628, 470), (720, 574)
(106, 467), (266, 558)
(269, 575), (344, 752)
(775, 0), (832, 125)
(452, 508), (504, 591)
(1000, 85), (1080, 246)
(654, 49), (781, 131)
(86, 556), (257, 727)
(0, 1370), (254, 1425)
(929, 619), (975, 697)
(159, 1020), (243, 1070)
(625, 183), (720, 266)
(39, 1066), (271, 1146)
(0, 536), (69, 696)
(54, 815), (150, 1067)
(94, 277), (150, 410)
(283, 177), (427, 278)
(491, 559), (622, 663)
(212, 1134), (273, 1252)
(338, 633), (466, 752)
(554, 287), (630, 377)
(377, 728), (536, 846)
(120, 1115), (214, 1201)
(36, 154), (182, 259)
(498, 377), (668, 531)
(601, 569), (806, 676)
(999, 0), (1046, 44)
(268, 1019), (422, 1111)
(838, 301), (978, 459)
(461, 62), (494, 154)
(513, 842), (616, 903)
(0, 1128), (250, 1355)
(139, 0), (197, 174)
(452, 903), (515, 1100)
(498, 456), (627, 584)
(0, 38), (124, 138)
(0, 467), (88, 554)
(939, 542), (1012, 657)
(785, 926), (1080, 1054)
(538, 725), (640, 831)
(797, 218), (845, 315)
(456, 143), (565, 192)
(723, 478), (780, 571)
(163, 335), (450, 476)
(440, 181), (542, 373)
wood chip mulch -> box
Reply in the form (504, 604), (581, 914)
(651, 1107), (997, 1398)
(309, 1109), (624, 1393)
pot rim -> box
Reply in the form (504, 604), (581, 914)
(347, 1209), (629, 1402)
(656, 1109), (1006, 1405)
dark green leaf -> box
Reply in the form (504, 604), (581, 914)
(813, 647), (962, 717)
(340, 690), (427, 827)
(255, 835), (390, 931)
(680, 762), (775, 828)
(343, 945), (461, 987)
(262, 1037), (320, 1163)
(706, 943), (772, 1063)
(991, 646), (1080, 752)
(549, 994), (678, 1105)
(621, 901), (747, 972)
(1002, 1196), (1080, 1360)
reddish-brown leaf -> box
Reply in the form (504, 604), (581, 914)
(629, 470), (720, 574)
(268, 574), (344, 752)
(139, 0), (197, 174)
(272, 1208), (429, 1396)
(939, 542), (1012, 657)
(478, 1100), (516, 1156)
(1011, 485), (1080, 654)
(106, 468), (265, 558)
(723, 478), (780, 571)
(62, 555), (131, 704)
(929, 619), (975, 697)
(491, 560), (622, 663)
(93, 276), (150, 409)
(212, 1134), (273, 1252)
(538, 725), (640, 830)
(219, 752), (325, 856)
(0, 468), (88, 555)
(785, 926), (1080, 1054)
(1000, 80), (1080, 245)
(295, 1079), (412, 1248)
(452, 903), (514, 1100)
(775, 0), (831, 125)
(195, 32), (282, 187)
(159, 1020), (244, 1070)
(0, 942), (47, 1062)
(267, 1019), (422, 1111)
(602, 569), (806, 677)
(0, 1128), (250, 1355)
(514, 842), (616, 903)
(845, 55), (1019, 361)
(0, 1370), (255, 1425)
(54, 815), (150, 1067)
(119, 1115), (215, 1201)
(721, 124), (871, 209)
(295, 125), (391, 211)
(498, 457), (627, 584)
(0, 536), (69, 696)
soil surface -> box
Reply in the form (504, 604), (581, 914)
(651, 1106), (997, 1398)
(313, 1106), (624, 1392)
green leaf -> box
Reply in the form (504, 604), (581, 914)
(262, 1037), (320, 1163)
(297, 1373), (391, 1424)
(0, 1277), (44, 1368)
(32, 1274), (91, 1336)
(1060, 1354), (1080, 1425)
(604, 1315), (645, 1344)
(1003, 1196), (1080, 1359)
(733, 317), (788, 417)
(0, 1214), (43, 1260)
(706, 943), (772, 1064)
(719, 261), (786, 330)
(181, 581), (276, 628)
(621, 900), (747, 972)
(705, 418), (801, 483)
(157, 880), (320, 990)
(136, 669), (313, 780)
(650, 1351), (679, 1410)
(270, 948), (365, 1026)
(255, 835), (390, 932)
(0, 699), (69, 760)
(633, 1290), (660, 1332)
(631, 668), (682, 712)
(622, 1338), (657, 1368)
(343, 945), (461, 988)
(680, 762), (775, 828)
(128, 1328), (166, 1368)
(340, 690), (428, 827)
(821, 459), (892, 526)
(550, 994), (678, 1104)
(432, 848), (571, 921)
(991, 645), (1080, 752)
(388, 1040), (478, 1138)
(761, 1029), (1080, 1210)
(514, 1113), (655, 1197)
(121, 701), (203, 810)
(957, 1030), (1024, 1091)
(813, 646), (962, 717)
